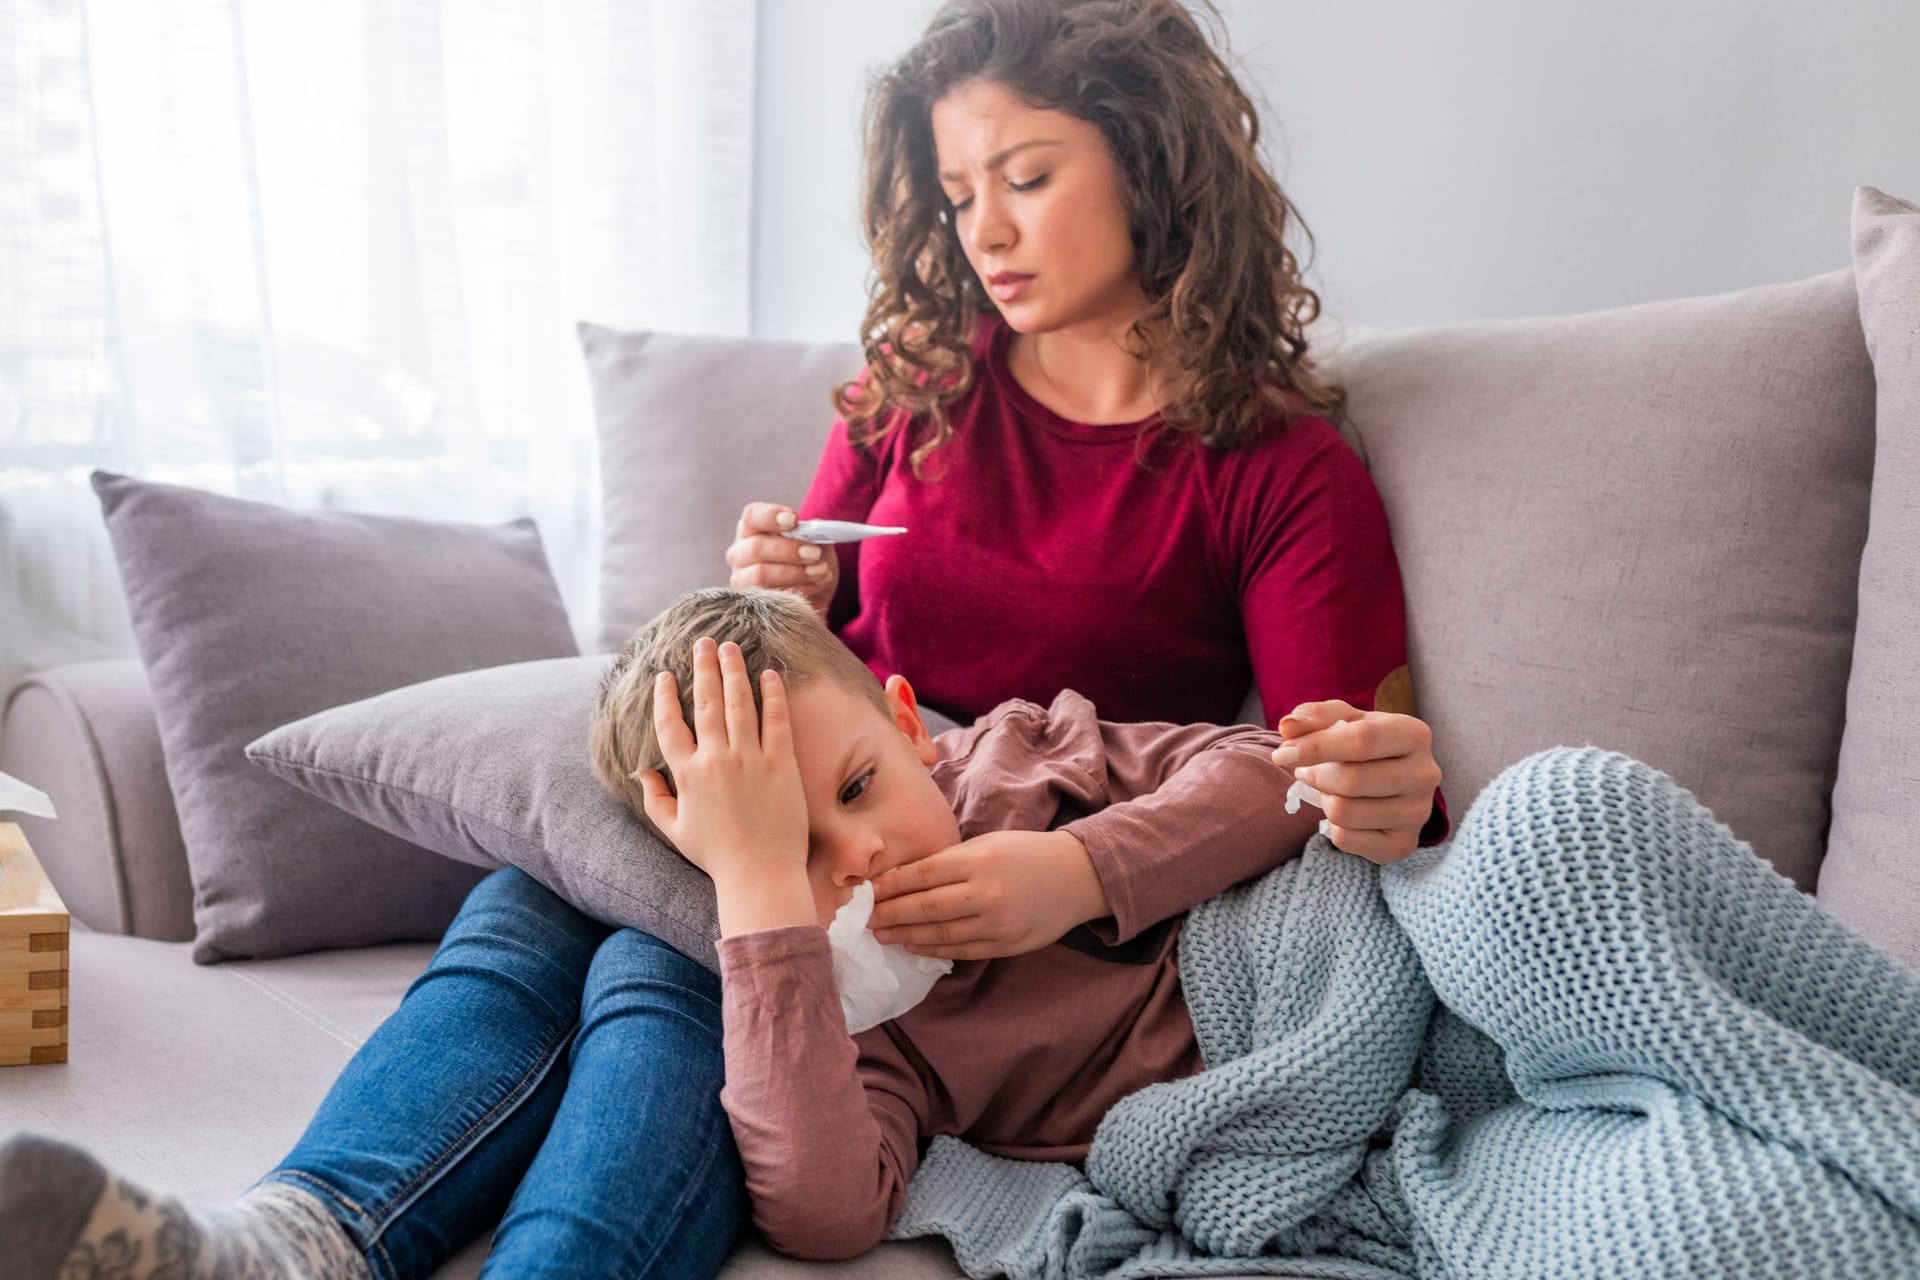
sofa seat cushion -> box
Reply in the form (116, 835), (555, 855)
(0, 932), (996, 1278)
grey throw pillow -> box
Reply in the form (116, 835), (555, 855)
(580, 322), (862, 653)
(245, 655), (723, 969)
(1819, 188), (1920, 969)
(92, 470), (580, 961)
(245, 653), (965, 973)
(1322, 269), (1875, 891)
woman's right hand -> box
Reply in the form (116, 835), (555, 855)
(726, 502), (839, 617)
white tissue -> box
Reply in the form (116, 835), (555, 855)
(1284, 776), (1324, 815)
(0, 771), (56, 820)
(1286, 775), (1335, 841)
(827, 882), (953, 1035)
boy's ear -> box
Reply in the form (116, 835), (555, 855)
(883, 674), (939, 765)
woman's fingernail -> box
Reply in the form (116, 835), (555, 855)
(1274, 745), (1300, 766)
(776, 511), (796, 529)
(1318, 818), (1334, 839)
(806, 563), (830, 578)
(1292, 764), (1315, 785)
(797, 544), (822, 562)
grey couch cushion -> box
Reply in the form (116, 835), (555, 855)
(92, 471), (580, 962)
(581, 323), (862, 653)
(1323, 270), (1875, 889)
(1820, 188), (1920, 968)
(247, 653), (962, 972)
(246, 654), (726, 971)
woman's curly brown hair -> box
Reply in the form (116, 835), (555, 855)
(836, 0), (1344, 472)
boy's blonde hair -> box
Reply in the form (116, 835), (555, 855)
(590, 587), (892, 839)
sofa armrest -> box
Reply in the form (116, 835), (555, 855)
(1, 658), (193, 940)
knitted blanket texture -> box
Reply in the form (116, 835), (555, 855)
(885, 747), (1920, 1278)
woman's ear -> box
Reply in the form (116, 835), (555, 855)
(883, 674), (939, 765)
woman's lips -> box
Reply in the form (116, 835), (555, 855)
(988, 273), (1033, 302)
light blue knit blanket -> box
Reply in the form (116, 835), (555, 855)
(886, 747), (1920, 1278)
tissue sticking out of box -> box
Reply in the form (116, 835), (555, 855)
(0, 772), (56, 821)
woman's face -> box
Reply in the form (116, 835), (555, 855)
(930, 79), (1146, 335)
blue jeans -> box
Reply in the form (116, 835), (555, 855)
(259, 868), (745, 1280)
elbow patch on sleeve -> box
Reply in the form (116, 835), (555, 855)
(1373, 664), (1416, 717)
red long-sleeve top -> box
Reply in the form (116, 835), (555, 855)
(802, 314), (1422, 735)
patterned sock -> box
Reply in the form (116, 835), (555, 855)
(0, 1131), (371, 1280)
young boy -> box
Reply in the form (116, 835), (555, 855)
(587, 587), (1321, 1261)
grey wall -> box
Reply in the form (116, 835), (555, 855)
(751, 0), (1920, 340)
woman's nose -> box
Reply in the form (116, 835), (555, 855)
(966, 194), (1013, 256)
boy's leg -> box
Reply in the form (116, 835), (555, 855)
(481, 927), (745, 1280)
(1381, 747), (1920, 1273)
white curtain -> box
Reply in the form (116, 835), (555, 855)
(0, 0), (756, 698)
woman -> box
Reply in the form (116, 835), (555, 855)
(0, 2), (1440, 1277)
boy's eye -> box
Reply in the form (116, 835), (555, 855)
(839, 769), (874, 806)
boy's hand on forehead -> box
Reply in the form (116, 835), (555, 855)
(636, 638), (810, 889)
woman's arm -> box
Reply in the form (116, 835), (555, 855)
(797, 378), (888, 631)
(726, 382), (886, 623)
(716, 926), (930, 1260)
(1234, 423), (1449, 857)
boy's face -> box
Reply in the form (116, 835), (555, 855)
(785, 674), (961, 925)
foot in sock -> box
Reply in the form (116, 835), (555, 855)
(0, 1131), (371, 1280)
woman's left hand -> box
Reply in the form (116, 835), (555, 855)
(864, 829), (1110, 960)
(1273, 701), (1441, 865)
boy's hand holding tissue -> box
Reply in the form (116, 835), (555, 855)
(636, 637), (817, 936)
(867, 827), (1110, 961)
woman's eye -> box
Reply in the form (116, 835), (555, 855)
(840, 769), (874, 805)
(947, 175), (1046, 215)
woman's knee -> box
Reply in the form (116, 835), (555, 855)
(427, 868), (610, 992)
(1453, 745), (1716, 886)
(579, 930), (724, 1045)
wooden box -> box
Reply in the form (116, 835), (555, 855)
(1, 821), (68, 1065)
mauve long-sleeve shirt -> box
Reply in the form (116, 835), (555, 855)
(714, 690), (1322, 1260)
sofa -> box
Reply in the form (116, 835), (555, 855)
(3, 188), (1915, 1278)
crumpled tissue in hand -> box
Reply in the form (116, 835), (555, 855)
(1285, 774), (1334, 839)
(827, 882), (953, 1035)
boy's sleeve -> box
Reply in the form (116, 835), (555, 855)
(1053, 706), (1323, 945)
(715, 925), (930, 1261)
